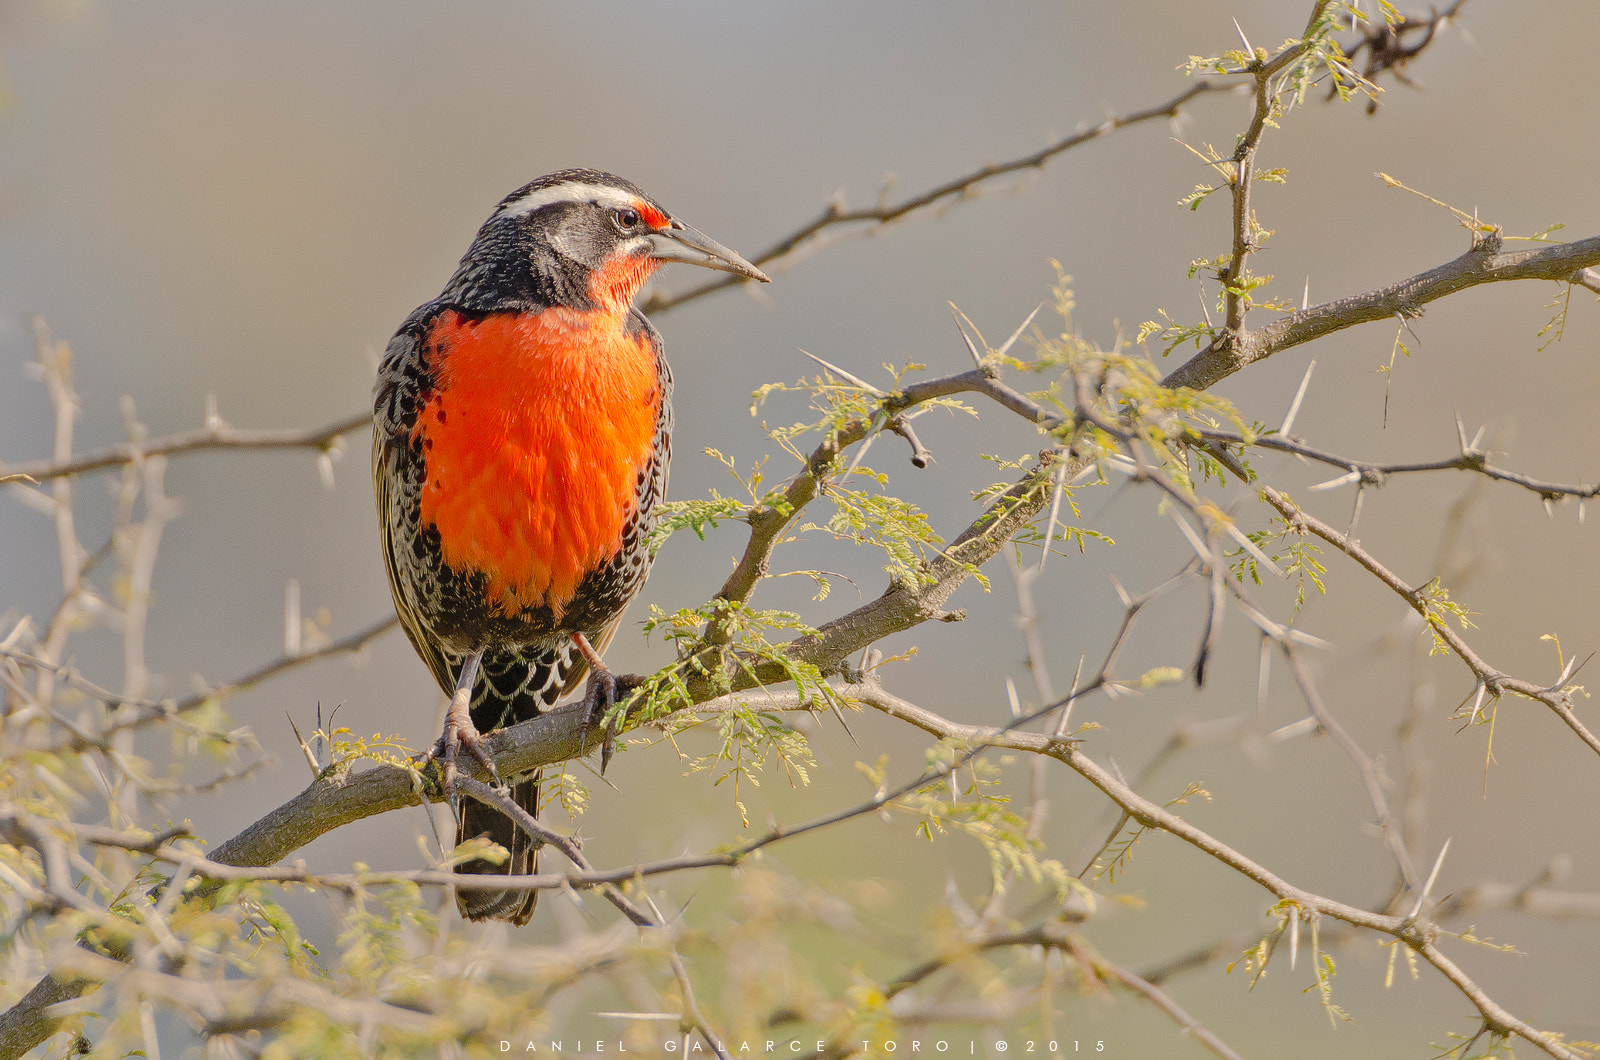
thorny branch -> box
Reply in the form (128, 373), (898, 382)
(0, 410), (372, 485)
(1263, 486), (1600, 758)
(641, 80), (1236, 316)
(1197, 425), (1600, 506)
(1164, 229), (1600, 391)
(857, 678), (1585, 1060)
(11, 232), (1598, 1059)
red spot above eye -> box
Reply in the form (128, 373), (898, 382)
(637, 202), (669, 229)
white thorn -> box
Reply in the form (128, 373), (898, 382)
(1268, 717), (1320, 742)
(837, 415), (882, 484)
(1108, 574), (1132, 609)
(1005, 676), (1022, 718)
(1232, 17), (1254, 54)
(1347, 484), (1366, 540)
(1288, 906), (1300, 971)
(285, 579), (302, 658)
(1286, 628), (1336, 651)
(1256, 637), (1271, 715)
(949, 303), (987, 369)
(1301, 276), (1310, 311)
(799, 349), (885, 396)
(1411, 837), (1453, 918)
(1235, 598), (1286, 640)
(1038, 461), (1068, 575)
(996, 302), (1046, 360)
(1280, 359), (1315, 437)
(1056, 655), (1086, 737)
(1168, 509), (1213, 563)
(1306, 469), (1361, 492)
(1103, 453), (1138, 476)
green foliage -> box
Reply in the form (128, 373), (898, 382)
(1091, 780), (1209, 884)
(860, 751), (1085, 906)
(640, 599), (832, 708)
(650, 493), (749, 551)
(650, 446), (777, 554)
(1230, 509), (1328, 616)
(1536, 280), (1576, 354)
(802, 475), (947, 587)
(630, 599), (832, 819)
(678, 704), (817, 827)
(1415, 576), (1478, 655)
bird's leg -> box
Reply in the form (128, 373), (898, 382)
(421, 648), (505, 800)
(571, 632), (646, 774)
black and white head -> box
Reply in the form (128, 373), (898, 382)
(444, 168), (769, 313)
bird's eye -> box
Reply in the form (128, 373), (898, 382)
(613, 207), (642, 231)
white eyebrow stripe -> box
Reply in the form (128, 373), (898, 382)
(494, 181), (644, 219)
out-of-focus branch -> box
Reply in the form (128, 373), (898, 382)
(0, 410), (372, 484)
(791, 922), (1245, 1060)
(641, 80), (1234, 315)
(853, 677), (1585, 1060)
(1340, 0), (1471, 111)
(1198, 426), (1600, 504)
(1064, 936), (1246, 1060)
(5, 616), (400, 757)
(1262, 487), (1600, 757)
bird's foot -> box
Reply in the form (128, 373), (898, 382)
(581, 667), (647, 774)
(421, 654), (505, 802)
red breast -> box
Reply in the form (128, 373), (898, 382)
(413, 305), (661, 620)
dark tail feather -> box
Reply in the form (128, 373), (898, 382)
(454, 770), (540, 925)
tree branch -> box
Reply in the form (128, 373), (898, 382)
(1197, 426), (1600, 503)
(640, 81), (1235, 315)
(1164, 232), (1600, 391)
(1262, 487), (1600, 757)
(0, 411), (372, 484)
(851, 676), (1585, 1060)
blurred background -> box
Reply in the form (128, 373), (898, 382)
(3, 1), (1598, 1053)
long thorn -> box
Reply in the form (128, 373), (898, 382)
(1280, 359), (1315, 437)
(799, 349), (886, 396)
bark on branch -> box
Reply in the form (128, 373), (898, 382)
(1164, 232), (1600, 391)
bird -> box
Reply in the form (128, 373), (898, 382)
(372, 169), (769, 923)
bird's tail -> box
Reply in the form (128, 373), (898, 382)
(453, 769), (540, 925)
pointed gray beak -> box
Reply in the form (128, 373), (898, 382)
(649, 218), (770, 283)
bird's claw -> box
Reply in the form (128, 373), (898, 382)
(422, 708), (505, 804)
(580, 669), (645, 774)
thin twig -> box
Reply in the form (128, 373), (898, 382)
(641, 81), (1234, 315)
(1263, 487), (1600, 758)
(0, 411), (372, 484)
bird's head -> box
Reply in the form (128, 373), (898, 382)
(451, 169), (769, 315)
